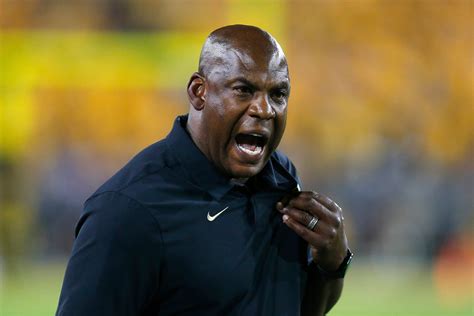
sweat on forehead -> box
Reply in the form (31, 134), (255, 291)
(198, 25), (287, 76)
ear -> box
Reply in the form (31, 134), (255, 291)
(187, 72), (206, 110)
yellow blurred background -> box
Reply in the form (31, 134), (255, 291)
(0, 0), (473, 315)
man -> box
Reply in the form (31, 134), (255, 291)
(56, 25), (352, 316)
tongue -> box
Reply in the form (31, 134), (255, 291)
(236, 134), (262, 151)
(241, 143), (258, 151)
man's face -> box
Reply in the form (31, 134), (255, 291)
(199, 49), (290, 178)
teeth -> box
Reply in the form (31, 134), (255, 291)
(238, 144), (263, 155)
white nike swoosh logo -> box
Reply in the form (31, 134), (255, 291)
(207, 206), (230, 222)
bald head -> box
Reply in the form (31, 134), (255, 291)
(198, 25), (288, 78)
(186, 25), (290, 178)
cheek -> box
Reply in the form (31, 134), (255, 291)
(207, 94), (241, 124)
(204, 101), (239, 150)
(268, 109), (287, 151)
(275, 108), (287, 135)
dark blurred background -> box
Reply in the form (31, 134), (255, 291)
(0, 0), (472, 315)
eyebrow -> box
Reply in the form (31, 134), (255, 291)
(230, 77), (290, 90)
(230, 77), (257, 89)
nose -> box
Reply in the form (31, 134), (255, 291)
(248, 94), (276, 120)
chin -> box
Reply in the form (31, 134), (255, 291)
(228, 163), (265, 179)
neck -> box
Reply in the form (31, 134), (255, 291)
(230, 177), (249, 186)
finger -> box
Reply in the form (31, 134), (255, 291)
(282, 214), (330, 249)
(282, 208), (336, 242)
(276, 201), (284, 212)
(313, 192), (342, 213)
(282, 207), (315, 227)
(289, 192), (344, 227)
(277, 189), (302, 210)
(287, 195), (333, 221)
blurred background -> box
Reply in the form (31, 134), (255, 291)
(0, 0), (472, 315)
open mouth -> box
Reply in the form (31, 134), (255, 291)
(235, 133), (268, 157)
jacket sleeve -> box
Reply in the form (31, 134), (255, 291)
(56, 191), (163, 316)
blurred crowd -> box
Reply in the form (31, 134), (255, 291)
(0, 0), (472, 280)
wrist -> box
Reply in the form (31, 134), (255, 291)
(311, 249), (354, 279)
(315, 250), (346, 271)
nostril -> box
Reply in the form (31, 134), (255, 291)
(249, 98), (276, 120)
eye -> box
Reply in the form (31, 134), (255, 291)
(271, 89), (288, 103)
(234, 85), (253, 97)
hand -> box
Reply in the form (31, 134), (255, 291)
(276, 191), (348, 271)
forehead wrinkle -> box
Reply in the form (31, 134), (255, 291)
(230, 49), (252, 71)
(269, 50), (287, 72)
(227, 47), (289, 82)
(199, 40), (230, 76)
